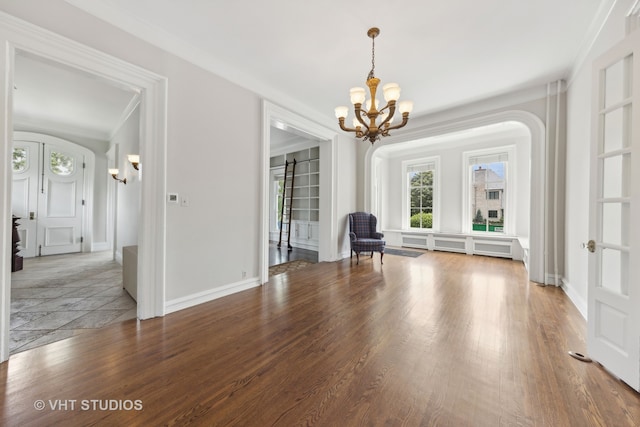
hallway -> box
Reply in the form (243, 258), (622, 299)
(10, 251), (136, 354)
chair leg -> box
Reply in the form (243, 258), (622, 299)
(380, 251), (384, 264)
(356, 252), (360, 265)
(370, 252), (373, 258)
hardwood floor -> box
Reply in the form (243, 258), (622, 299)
(1, 251), (639, 426)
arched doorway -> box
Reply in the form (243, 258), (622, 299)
(364, 110), (546, 283)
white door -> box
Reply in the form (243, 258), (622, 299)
(11, 141), (39, 258)
(37, 143), (85, 256)
(12, 141), (85, 257)
(588, 30), (640, 391)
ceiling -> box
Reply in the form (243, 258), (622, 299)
(13, 51), (139, 141)
(13, 0), (609, 141)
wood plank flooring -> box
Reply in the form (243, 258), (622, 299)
(1, 251), (639, 426)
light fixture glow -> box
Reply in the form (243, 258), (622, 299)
(109, 168), (126, 184)
(127, 154), (140, 170)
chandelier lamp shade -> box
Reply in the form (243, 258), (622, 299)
(335, 27), (413, 143)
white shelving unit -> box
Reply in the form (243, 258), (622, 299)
(271, 146), (320, 250)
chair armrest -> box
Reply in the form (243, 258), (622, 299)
(349, 232), (357, 241)
(372, 232), (384, 239)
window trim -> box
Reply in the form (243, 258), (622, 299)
(402, 156), (440, 231)
(462, 146), (516, 235)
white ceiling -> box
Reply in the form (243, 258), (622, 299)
(14, 0), (609, 141)
(13, 51), (139, 141)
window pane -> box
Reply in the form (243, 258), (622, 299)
(421, 170), (433, 186)
(471, 161), (505, 233)
(50, 151), (74, 176)
(604, 56), (631, 109)
(12, 148), (27, 172)
(419, 188), (429, 209)
(407, 166), (435, 229)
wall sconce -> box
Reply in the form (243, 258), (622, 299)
(128, 154), (140, 171)
(108, 168), (127, 184)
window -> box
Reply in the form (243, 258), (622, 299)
(12, 148), (27, 172)
(403, 158), (438, 230)
(464, 147), (514, 234)
(50, 151), (74, 176)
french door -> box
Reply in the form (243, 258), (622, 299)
(12, 140), (85, 257)
(588, 29), (640, 391)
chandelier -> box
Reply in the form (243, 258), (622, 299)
(335, 27), (413, 144)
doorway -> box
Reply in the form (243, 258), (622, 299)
(260, 101), (339, 283)
(0, 16), (168, 362)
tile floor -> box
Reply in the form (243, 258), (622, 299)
(10, 251), (136, 355)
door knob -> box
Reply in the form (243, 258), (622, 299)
(582, 240), (596, 253)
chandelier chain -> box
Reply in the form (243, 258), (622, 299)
(368, 35), (375, 80)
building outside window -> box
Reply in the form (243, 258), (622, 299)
(471, 162), (505, 232)
(463, 146), (514, 234)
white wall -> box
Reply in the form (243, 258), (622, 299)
(110, 106), (140, 260)
(335, 134), (358, 258)
(563, 0), (634, 317)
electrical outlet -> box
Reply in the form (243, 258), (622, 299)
(167, 193), (179, 204)
(180, 195), (190, 207)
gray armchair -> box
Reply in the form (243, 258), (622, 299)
(348, 212), (385, 264)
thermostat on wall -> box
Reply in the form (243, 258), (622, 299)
(167, 193), (179, 204)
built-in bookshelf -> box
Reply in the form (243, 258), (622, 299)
(271, 146), (320, 222)
(270, 146), (320, 250)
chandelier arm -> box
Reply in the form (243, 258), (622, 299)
(377, 101), (397, 129)
(354, 104), (370, 130)
(338, 117), (366, 138)
(384, 112), (410, 131)
(337, 118), (358, 132)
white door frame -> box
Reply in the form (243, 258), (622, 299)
(260, 101), (339, 283)
(0, 12), (168, 362)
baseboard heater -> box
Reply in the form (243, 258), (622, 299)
(401, 232), (514, 259)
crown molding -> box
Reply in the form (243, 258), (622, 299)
(566, 0), (619, 87)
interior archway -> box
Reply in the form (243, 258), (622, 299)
(364, 111), (546, 283)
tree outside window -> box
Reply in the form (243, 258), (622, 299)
(50, 151), (74, 176)
(12, 148), (27, 172)
(409, 170), (433, 228)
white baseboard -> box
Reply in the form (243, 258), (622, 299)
(560, 277), (587, 320)
(545, 273), (562, 286)
(165, 277), (261, 314)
